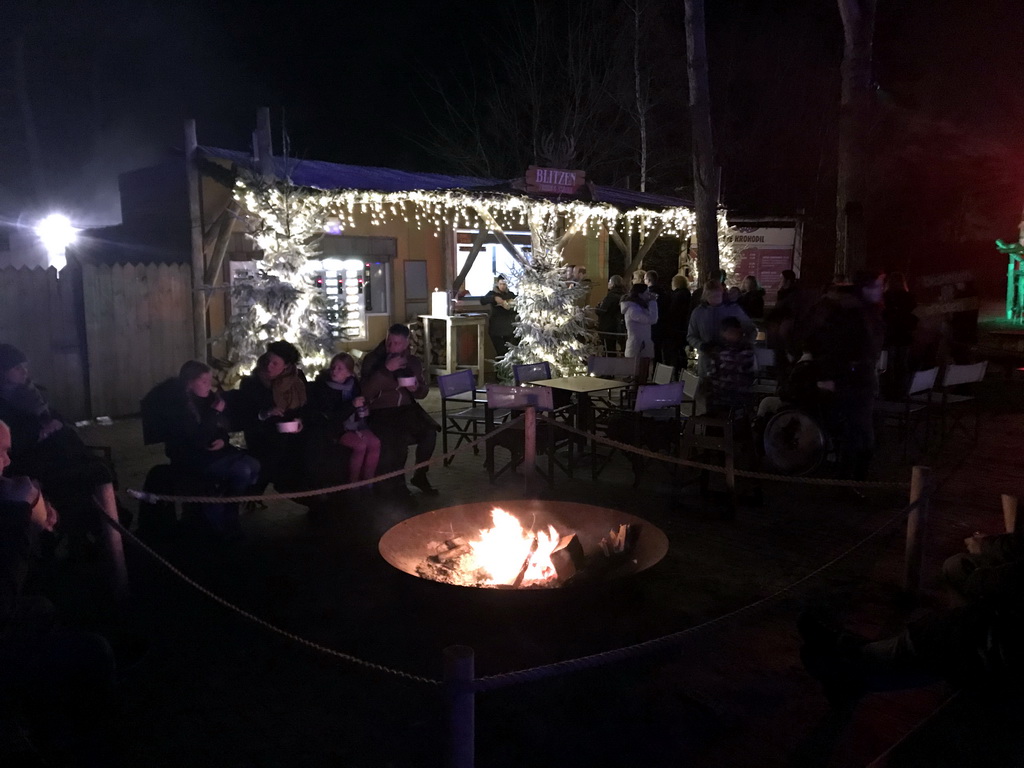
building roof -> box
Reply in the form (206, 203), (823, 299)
(198, 146), (693, 211)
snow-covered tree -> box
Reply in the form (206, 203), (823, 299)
(497, 230), (601, 380)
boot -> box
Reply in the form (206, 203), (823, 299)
(410, 469), (439, 496)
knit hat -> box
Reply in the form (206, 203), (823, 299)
(0, 343), (28, 373)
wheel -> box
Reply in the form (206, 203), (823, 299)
(762, 408), (827, 476)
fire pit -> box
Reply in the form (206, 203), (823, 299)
(378, 500), (668, 590)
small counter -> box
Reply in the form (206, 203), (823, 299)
(419, 314), (488, 379)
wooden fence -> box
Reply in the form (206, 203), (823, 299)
(0, 263), (194, 419)
(82, 263), (194, 417)
(0, 266), (88, 418)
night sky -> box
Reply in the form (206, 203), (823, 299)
(3, 0), (1023, 285)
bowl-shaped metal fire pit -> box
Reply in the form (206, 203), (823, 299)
(378, 500), (669, 590)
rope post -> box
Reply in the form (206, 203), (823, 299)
(904, 465), (932, 595)
(523, 405), (537, 486)
(444, 645), (476, 768)
(1002, 494), (1018, 534)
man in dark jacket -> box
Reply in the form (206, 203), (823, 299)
(361, 324), (439, 499)
(799, 272), (885, 481)
(664, 274), (692, 370)
(644, 270), (672, 363)
(595, 275), (627, 354)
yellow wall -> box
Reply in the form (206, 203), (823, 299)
(199, 164), (617, 358)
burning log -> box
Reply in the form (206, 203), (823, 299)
(549, 533), (586, 582)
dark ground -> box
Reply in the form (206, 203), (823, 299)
(8, 367), (1024, 768)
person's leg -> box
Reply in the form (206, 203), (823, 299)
(91, 482), (129, 599)
(339, 430), (368, 482)
(202, 453), (259, 538)
(362, 430), (382, 481)
(410, 420), (439, 494)
(368, 409), (411, 495)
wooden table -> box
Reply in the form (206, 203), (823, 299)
(531, 375), (630, 476)
(419, 314), (488, 380)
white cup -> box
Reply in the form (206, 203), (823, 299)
(397, 376), (418, 388)
(276, 420), (302, 434)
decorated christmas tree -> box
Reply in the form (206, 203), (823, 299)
(497, 231), (601, 380)
(224, 177), (334, 381)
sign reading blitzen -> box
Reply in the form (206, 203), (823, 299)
(525, 166), (586, 195)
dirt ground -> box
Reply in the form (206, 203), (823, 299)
(7, 380), (1024, 767)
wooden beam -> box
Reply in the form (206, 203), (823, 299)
(184, 119), (207, 360)
(203, 201), (238, 294)
(472, 206), (530, 268)
(627, 221), (665, 275)
(451, 226), (488, 294)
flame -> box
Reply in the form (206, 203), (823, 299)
(456, 508), (562, 587)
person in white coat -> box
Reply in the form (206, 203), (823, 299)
(621, 282), (658, 359)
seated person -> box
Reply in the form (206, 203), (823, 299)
(233, 340), (308, 492)
(1, 419), (118, 764)
(306, 353), (381, 490)
(0, 343), (128, 597)
(361, 324), (440, 498)
(162, 361), (260, 540)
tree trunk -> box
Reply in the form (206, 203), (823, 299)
(684, 0), (720, 283)
(835, 0), (877, 281)
(632, 2), (648, 192)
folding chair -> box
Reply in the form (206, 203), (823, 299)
(513, 361), (553, 385)
(593, 381), (685, 484)
(927, 361), (988, 442)
(484, 385), (568, 485)
(875, 365), (938, 460)
(586, 355), (639, 424)
(652, 362), (675, 385)
(679, 369), (700, 417)
(438, 369), (507, 466)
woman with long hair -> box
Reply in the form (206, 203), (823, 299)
(235, 340), (308, 492)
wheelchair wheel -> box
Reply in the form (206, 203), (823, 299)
(762, 408), (827, 476)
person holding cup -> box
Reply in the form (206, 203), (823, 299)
(361, 324), (439, 500)
(307, 353), (381, 487)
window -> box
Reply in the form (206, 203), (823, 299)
(310, 235), (397, 341)
(455, 230), (531, 296)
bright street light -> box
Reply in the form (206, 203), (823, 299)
(35, 213), (78, 271)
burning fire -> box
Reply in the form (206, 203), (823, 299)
(432, 508), (563, 588)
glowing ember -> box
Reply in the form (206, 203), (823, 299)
(423, 508), (564, 588)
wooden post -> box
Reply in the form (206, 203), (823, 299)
(1002, 494), (1019, 534)
(444, 645), (475, 768)
(184, 119), (207, 361)
(904, 465), (932, 595)
(523, 405), (537, 486)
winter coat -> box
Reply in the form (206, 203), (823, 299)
(163, 389), (236, 473)
(595, 285), (627, 334)
(737, 288), (766, 320)
(687, 303), (757, 376)
(361, 341), (430, 410)
(665, 287), (692, 345)
(883, 289), (918, 347)
(621, 296), (658, 359)
(307, 373), (368, 437)
(800, 287), (885, 390)
(480, 290), (518, 337)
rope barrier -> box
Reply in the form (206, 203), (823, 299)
(99, 488), (922, 694)
(472, 496), (922, 692)
(550, 418), (910, 489)
(126, 414), (525, 504)
(102, 513), (444, 685)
